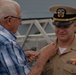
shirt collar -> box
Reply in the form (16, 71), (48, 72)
(54, 35), (76, 55)
(70, 35), (76, 50)
(0, 25), (16, 41)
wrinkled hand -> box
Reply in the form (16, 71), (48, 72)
(40, 43), (58, 60)
(24, 51), (40, 62)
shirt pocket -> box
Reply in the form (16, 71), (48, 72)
(63, 64), (76, 75)
(42, 63), (53, 75)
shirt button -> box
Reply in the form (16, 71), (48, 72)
(57, 67), (60, 69)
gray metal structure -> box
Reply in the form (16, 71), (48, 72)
(15, 0), (76, 18)
(16, 18), (56, 51)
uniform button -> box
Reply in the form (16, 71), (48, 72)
(57, 67), (60, 69)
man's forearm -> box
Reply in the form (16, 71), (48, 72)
(27, 56), (48, 75)
(27, 43), (57, 75)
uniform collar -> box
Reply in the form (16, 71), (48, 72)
(54, 35), (76, 55)
(70, 35), (76, 50)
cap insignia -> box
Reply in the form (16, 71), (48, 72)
(56, 8), (66, 18)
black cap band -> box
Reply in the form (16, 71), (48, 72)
(54, 14), (76, 19)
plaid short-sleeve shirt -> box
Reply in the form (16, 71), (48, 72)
(0, 25), (30, 75)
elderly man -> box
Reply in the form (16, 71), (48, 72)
(0, 0), (57, 75)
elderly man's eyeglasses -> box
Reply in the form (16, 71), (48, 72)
(4, 16), (22, 21)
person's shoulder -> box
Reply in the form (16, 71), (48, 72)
(0, 34), (9, 44)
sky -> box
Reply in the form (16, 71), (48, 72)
(15, 0), (76, 18)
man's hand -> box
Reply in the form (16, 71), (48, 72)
(24, 51), (40, 62)
(40, 43), (58, 60)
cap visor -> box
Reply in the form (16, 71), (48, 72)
(52, 21), (73, 26)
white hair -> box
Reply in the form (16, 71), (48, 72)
(0, 0), (20, 20)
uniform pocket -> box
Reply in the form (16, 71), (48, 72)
(42, 63), (53, 75)
(64, 64), (76, 75)
(46, 66), (53, 75)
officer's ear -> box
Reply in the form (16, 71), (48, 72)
(74, 21), (76, 30)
